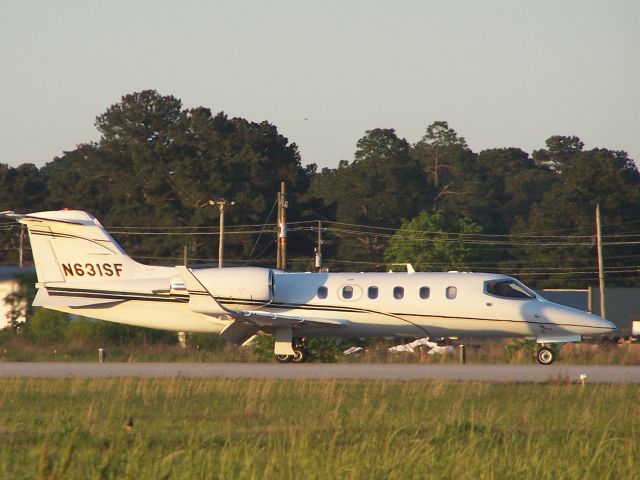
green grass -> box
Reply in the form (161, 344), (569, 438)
(0, 378), (637, 479)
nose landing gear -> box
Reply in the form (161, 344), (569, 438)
(536, 347), (554, 365)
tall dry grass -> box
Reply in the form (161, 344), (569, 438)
(0, 378), (637, 479)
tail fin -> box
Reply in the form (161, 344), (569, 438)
(7, 210), (142, 284)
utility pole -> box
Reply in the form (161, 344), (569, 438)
(276, 182), (287, 270)
(595, 202), (606, 318)
(276, 187), (281, 269)
(202, 199), (235, 269)
(314, 221), (323, 271)
(218, 202), (226, 269)
(179, 244), (188, 349)
(18, 225), (24, 268)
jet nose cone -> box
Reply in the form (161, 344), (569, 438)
(543, 303), (617, 336)
(582, 311), (617, 334)
(600, 317), (617, 333)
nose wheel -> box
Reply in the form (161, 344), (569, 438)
(536, 347), (554, 365)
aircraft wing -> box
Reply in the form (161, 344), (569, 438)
(233, 309), (343, 329)
(217, 310), (342, 344)
(175, 266), (344, 344)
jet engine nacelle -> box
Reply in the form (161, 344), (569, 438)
(189, 267), (274, 302)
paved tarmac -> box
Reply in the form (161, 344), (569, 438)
(0, 362), (638, 383)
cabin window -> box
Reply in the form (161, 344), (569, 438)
(317, 286), (328, 299)
(393, 286), (404, 299)
(419, 286), (430, 299)
(368, 286), (378, 299)
(446, 286), (457, 299)
(485, 280), (535, 299)
(342, 285), (354, 300)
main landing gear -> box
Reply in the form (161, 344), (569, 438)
(274, 338), (309, 364)
(536, 347), (555, 365)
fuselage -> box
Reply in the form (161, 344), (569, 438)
(49, 267), (616, 340)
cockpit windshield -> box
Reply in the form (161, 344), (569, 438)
(485, 280), (536, 299)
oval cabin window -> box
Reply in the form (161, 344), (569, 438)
(317, 286), (328, 299)
(446, 286), (457, 299)
(419, 286), (430, 299)
(342, 285), (354, 300)
(393, 286), (404, 299)
(368, 286), (378, 299)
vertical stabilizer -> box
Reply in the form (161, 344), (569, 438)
(11, 210), (143, 284)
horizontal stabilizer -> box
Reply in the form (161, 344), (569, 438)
(33, 288), (124, 308)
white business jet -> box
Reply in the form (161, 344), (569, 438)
(4, 210), (616, 365)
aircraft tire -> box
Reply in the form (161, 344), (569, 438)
(536, 347), (554, 365)
(291, 348), (309, 363)
(274, 354), (293, 363)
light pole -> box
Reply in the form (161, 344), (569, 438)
(202, 199), (235, 268)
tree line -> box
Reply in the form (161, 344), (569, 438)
(1, 90), (639, 289)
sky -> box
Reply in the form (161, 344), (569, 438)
(1, 0), (639, 170)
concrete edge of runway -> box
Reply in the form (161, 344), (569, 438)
(0, 362), (639, 383)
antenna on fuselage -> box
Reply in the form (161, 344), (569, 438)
(388, 263), (415, 273)
(314, 220), (324, 272)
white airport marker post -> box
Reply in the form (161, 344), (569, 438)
(98, 348), (106, 363)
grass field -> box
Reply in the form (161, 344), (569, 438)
(0, 378), (637, 479)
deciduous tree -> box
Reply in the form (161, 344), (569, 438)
(384, 211), (485, 270)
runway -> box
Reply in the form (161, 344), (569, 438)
(0, 362), (638, 383)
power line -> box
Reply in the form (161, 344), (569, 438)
(315, 220), (599, 238)
(248, 198), (278, 261)
(109, 229), (274, 236)
(106, 222), (278, 230)
(105, 225), (640, 250)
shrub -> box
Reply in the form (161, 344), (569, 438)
(24, 308), (71, 344)
(187, 332), (227, 350)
